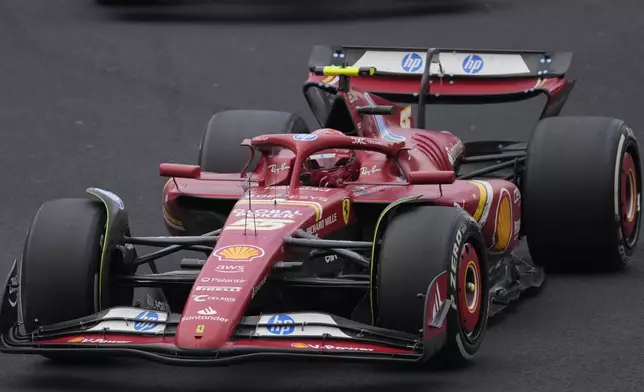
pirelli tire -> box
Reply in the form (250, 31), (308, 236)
(523, 117), (642, 272)
(373, 205), (489, 367)
(198, 110), (310, 173)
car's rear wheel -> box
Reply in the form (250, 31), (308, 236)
(20, 199), (107, 361)
(523, 116), (641, 271)
(198, 110), (310, 173)
(373, 205), (489, 367)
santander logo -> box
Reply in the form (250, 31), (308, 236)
(197, 307), (217, 315)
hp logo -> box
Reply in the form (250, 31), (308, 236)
(133, 311), (159, 332)
(462, 54), (484, 74)
(293, 134), (318, 141)
(266, 314), (295, 335)
(401, 53), (423, 73)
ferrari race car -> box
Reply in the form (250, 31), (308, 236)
(0, 45), (641, 367)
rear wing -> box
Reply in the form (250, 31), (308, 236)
(307, 45), (576, 126)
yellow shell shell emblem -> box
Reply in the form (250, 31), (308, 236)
(291, 342), (308, 349)
(68, 337), (84, 343)
(494, 192), (512, 251)
(214, 245), (265, 262)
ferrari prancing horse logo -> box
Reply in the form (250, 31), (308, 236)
(342, 198), (351, 225)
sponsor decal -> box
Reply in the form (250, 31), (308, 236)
(182, 314), (230, 323)
(252, 276), (267, 299)
(214, 264), (245, 274)
(197, 306), (217, 315)
(196, 325), (205, 334)
(266, 314), (295, 335)
(192, 294), (236, 303)
(401, 52), (424, 73)
(224, 218), (294, 231)
(290, 343), (373, 352)
(269, 163), (290, 173)
(347, 91), (359, 104)
(68, 337), (131, 344)
(353, 185), (396, 197)
(293, 134), (318, 141)
(200, 277), (246, 284)
(432, 282), (444, 320)
(265, 186), (333, 193)
(325, 254), (338, 263)
(254, 313), (351, 338)
(360, 165), (381, 176)
(492, 189), (513, 251)
(446, 140), (465, 164)
(86, 307), (167, 334)
(513, 188), (521, 204)
(352, 137), (396, 147)
(237, 199), (323, 221)
(342, 198), (350, 225)
(251, 194), (328, 202)
(306, 213), (338, 235)
(133, 311), (160, 332)
(449, 227), (465, 311)
(214, 245), (265, 262)
(232, 208), (303, 219)
(255, 135), (269, 141)
(196, 286), (242, 292)
(363, 93), (407, 142)
(146, 293), (171, 313)
(400, 106), (412, 128)
(462, 54), (484, 74)
(352, 51), (529, 76)
(469, 180), (494, 226)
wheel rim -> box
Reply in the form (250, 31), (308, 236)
(620, 152), (640, 244)
(458, 242), (483, 337)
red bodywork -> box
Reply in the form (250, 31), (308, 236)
(160, 82), (525, 351)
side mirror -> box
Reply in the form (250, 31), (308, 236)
(408, 170), (455, 185)
(159, 163), (201, 179)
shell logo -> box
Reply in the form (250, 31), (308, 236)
(68, 337), (84, 343)
(494, 190), (513, 251)
(291, 343), (309, 349)
(214, 245), (265, 262)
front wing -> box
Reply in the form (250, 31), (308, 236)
(0, 260), (450, 366)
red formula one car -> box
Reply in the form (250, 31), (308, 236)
(0, 45), (641, 367)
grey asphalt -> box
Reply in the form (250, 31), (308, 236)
(1, 0), (644, 391)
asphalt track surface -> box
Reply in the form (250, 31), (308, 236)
(1, 0), (644, 391)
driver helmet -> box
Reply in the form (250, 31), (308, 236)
(302, 129), (358, 187)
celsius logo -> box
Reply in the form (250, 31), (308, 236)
(267, 314), (295, 335)
(133, 311), (159, 332)
(401, 53), (423, 73)
(462, 54), (484, 74)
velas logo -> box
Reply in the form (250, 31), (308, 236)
(289, 343), (374, 352)
(213, 245), (265, 262)
(68, 337), (131, 344)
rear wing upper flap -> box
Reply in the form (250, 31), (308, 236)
(308, 45), (573, 79)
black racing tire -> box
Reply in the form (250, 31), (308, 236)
(21, 199), (106, 334)
(198, 110), (310, 173)
(523, 117), (642, 272)
(374, 205), (490, 367)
